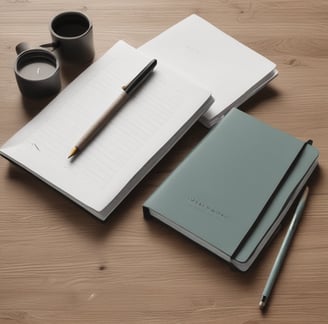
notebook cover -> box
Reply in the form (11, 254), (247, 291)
(143, 108), (318, 262)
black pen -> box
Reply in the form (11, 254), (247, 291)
(68, 59), (157, 158)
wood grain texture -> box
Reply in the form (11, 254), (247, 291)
(0, 1), (328, 323)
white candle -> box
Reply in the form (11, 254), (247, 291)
(18, 61), (56, 80)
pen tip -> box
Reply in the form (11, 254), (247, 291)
(68, 147), (78, 159)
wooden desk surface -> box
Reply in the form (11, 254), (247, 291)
(1, 1), (327, 323)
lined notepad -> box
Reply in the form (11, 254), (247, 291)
(0, 41), (213, 220)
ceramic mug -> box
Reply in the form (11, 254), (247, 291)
(48, 11), (95, 64)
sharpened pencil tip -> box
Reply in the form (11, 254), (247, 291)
(259, 297), (267, 310)
(68, 147), (78, 159)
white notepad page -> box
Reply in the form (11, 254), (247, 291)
(1, 41), (212, 220)
(139, 14), (277, 127)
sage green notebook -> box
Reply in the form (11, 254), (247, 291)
(143, 108), (319, 271)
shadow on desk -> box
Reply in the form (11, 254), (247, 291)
(239, 85), (280, 113)
(6, 163), (128, 239)
(21, 95), (56, 118)
(143, 211), (266, 288)
(60, 60), (92, 84)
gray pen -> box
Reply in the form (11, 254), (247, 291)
(259, 186), (310, 310)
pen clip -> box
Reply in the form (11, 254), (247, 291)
(123, 59), (157, 95)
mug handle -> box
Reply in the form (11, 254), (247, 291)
(40, 41), (60, 51)
(16, 42), (31, 54)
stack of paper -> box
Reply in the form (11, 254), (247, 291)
(140, 14), (278, 127)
